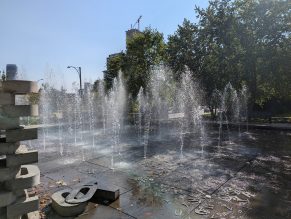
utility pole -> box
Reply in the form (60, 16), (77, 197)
(67, 66), (82, 95)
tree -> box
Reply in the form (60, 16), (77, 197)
(1, 70), (6, 81)
(103, 28), (166, 98)
(166, 19), (201, 81)
(103, 52), (125, 92)
(167, 1), (242, 116)
(123, 28), (166, 97)
(233, 0), (291, 110)
(166, 0), (291, 115)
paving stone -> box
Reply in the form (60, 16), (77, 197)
(109, 182), (198, 219)
(38, 156), (82, 174)
(186, 193), (251, 219)
(76, 161), (108, 175)
(94, 170), (135, 192)
(44, 166), (96, 187)
(87, 150), (143, 170)
(128, 158), (177, 180)
(37, 175), (70, 194)
(77, 203), (135, 219)
(33, 129), (291, 219)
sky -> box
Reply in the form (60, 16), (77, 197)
(0, 0), (208, 90)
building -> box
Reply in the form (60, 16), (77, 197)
(126, 28), (141, 42)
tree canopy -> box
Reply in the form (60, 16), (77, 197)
(101, 0), (291, 115)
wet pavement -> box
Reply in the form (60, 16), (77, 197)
(27, 126), (291, 218)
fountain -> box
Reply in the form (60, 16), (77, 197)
(105, 72), (126, 168)
(137, 87), (144, 144)
(29, 64), (266, 219)
(142, 93), (151, 159)
(34, 65), (251, 169)
(217, 83), (249, 146)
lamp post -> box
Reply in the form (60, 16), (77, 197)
(67, 66), (82, 95)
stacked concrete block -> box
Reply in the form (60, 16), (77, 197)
(0, 80), (40, 219)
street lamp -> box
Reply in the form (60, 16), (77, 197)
(67, 66), (82, 95)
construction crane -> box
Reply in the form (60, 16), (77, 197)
(131, 15), (142, 30)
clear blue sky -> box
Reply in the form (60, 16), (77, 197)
(0, 0), (208, 90)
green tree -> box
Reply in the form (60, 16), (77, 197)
(233, 0), (291, 109)
(1, 70), (6, 81)
(103, 28), (166, 98)
(167, 0), (242, 116)
(103, 52), (125, 92)
(166, 19), (201, 81)
(167, 0), (291, 115)
(124, 28), (166, 97)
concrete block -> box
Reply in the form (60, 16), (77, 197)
(65, 182), (97, 204)
(0, 191), (16, 207)
(0, 116), (19, 130)
(5, 165), (40, 190)
(13, 189), (27, 198)
(0, 166), (20, 182)
(0, 105), (38, 117)
(26, 210), (40, 219)
(5, 128), (37, 142)
(6, 195), (39, 218)
(0, 207), (7, 219)
(1, 209), (36, 219)
(6, 150), (38, 167)
(51, 189), (87, 217)
(0, 142), (20, 155)
(3, 210), (41, 219)
(92, 185), (120, 202)
(1, 80), (38, 94)
(0, 93), (15, 105)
